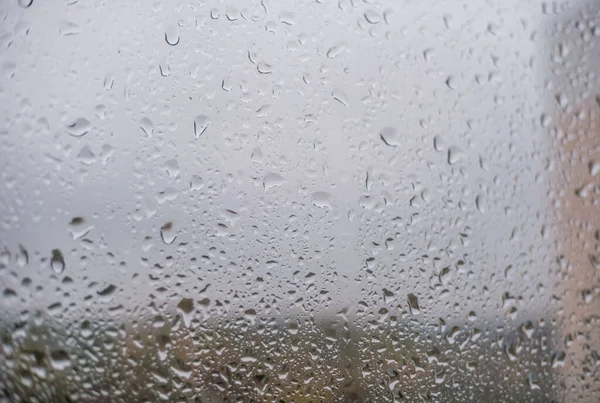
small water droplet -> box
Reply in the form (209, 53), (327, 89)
(364, 10), (381, 24)
(50, 249), (65, 274)
(280, 11), (295, 25)
(589, 161), (600, 176)
(49, 350), (71, 371)
(263, 172), (284, 191)
(160, 222), (177, 244)
(165, 25), (180, 46)
(193, 115), (209, 138)
(380, 127), (400, 147)
(67, 118), (91, 137)
(475, 194), (486, 214)
(18, 0), (34, 8)
(140, 117), (154, 137)
(445, 75), (458, 90)
(190, 175), (205, 191)
(177, 297), (195, 327)
(80, 320), (93, 338)
(257, 62), (273, 74)
(164, 159), (180, 178)
(159, 59), (171, 77)
(311, 191), (333, 209)
(68, 217), (93, 240)
(447, 146), (464, 165)
(16, 245), (28, 268)
(251, 147), (264, 163)
(433, 135), (446, 151)
(59, 20), (80, 36)
(76, 146), (96, 165)
(97, 284), (116, 298)
(407, 293), (420, 315)
(332, 89), (348, 106)
(3, 62), (16, 79)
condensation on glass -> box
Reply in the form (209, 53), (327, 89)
(0, 0), (599, 402)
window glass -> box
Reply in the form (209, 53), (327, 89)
(1, 0), (599, 401)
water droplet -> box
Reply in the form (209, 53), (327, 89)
(332, 89), (349, 106)
(446, 75), (458, 90)
(97, 284), (116, 298)
(59, 20), (80, 36)
(68, 217), (93, 240)
(447, 146), (464, 165)
(280, 12), (295, 25)
(263, 172), (284, 191)
(140, 117), (154, 137)
(475, 194), (486, 214)
(251, 147), (264, 162)
(326, 44), (346, 59)
(589, 161), (600, 176)
(540, 114), (551, 128)
(226, 8), (240, 21)
(18, 0), (33, 8)
(3, 62), (16, 79)
(16, 245), (28, 268)
(433, 135), (446, 151)
(159, 59), (171, 77)
(49, 350), (71, 371)
(160, 222), (177, 244)
(103, 73), (115, 90)
(76, 145), (96, 165)
(527, 372), (540, 390)
(67, 118), (91, 137)
(193, 115), (209, 138)
(164, 159), (180, 178)
(257, 62), (273, 74)
(190, 175), (205, 191)
(380, 127), (400, 147)
(364, 10), (382, 24)
(311, 191), (333, 209)
(407, 293), (420, 315)
(551, 351), (566, 368)
(165, 25), (180, 46)
(177, 297), (194, 327)
(100, 144), (114, 165)
(80, 320), (93, 338)
(50, 249), (65, 274)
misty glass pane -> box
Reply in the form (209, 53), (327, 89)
(1, 0), (599, 402)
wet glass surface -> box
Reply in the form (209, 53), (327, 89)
(0, 0), (599, 401)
